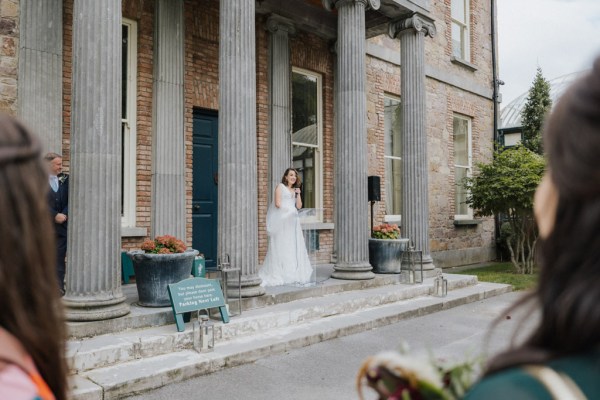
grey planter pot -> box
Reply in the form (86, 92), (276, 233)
(128, 249), (198, 307)
(368, 238), (409, 273)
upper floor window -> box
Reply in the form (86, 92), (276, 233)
(451, 0), (470, 61)
(122, 19), (138, 229)
(453, 114), (473, 219)
(292, 68), (322, 219)
(384, 96), (402, 218)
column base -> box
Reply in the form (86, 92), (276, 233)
(64, 294), (130, 321)
(422, 254), (436, 271)
(229, 274), (265, 298)
(331, 261), (375, 280)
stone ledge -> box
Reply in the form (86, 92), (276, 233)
(450, 56), (478, 71)
(453, 219), (482, 226)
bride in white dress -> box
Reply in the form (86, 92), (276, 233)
(259, 168), (313, 286)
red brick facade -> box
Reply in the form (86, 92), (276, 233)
(2, 0), (497, 267)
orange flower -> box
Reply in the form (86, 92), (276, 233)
(371, 223), (400, 240)
(141, 235), (187, 254)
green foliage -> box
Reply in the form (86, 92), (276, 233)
(465, 147), (545, 273)
(465, 262), (538, 291)
(521, 67), (552, 154)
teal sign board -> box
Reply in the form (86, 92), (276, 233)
(168, 277), (230, 332)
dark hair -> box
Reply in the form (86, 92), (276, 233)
(486, 58), (600, 373)
(0, 114), (68, 399)
(281, 168), (301, 188)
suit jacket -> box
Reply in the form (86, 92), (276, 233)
(48, 173), (69, 237)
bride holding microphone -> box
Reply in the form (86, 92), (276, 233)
(259, 168), (313, 287)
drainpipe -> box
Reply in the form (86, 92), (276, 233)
(491, 0), (504, 261)
(491, 0), (501, 148)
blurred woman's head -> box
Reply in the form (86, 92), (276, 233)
(0, 114), (68, 400)
(530, 57), (600, 355)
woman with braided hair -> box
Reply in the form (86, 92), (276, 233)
(0, 114), (68, 400)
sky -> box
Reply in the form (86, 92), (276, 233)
(496, 0), (600, 106)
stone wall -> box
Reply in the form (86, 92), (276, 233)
(0, 0), (18, 114)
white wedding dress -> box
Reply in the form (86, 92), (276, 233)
(259, 183), (313, 286)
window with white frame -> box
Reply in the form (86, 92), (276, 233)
(121, 19), (138, 229)
(292, 68), (322, 218)
(384, 96), (402, 218)
(451, 0), (470, 61)
(453, 114), (473, 219)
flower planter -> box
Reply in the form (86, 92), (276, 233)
(128, 249), (198, 307)
(368, 238), (409, 273)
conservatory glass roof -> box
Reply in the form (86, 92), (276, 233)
(499, 70), (586, 129)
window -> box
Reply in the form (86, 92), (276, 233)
(453, 114), (473, 219)
(384, 96), (402, 218)
(122, 19), (138, 229)
(292, 68), (322, 219)
(503, 131), (522, 147)
(451, 0), (470, 61)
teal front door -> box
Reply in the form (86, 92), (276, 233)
(192, 109), (218, 270)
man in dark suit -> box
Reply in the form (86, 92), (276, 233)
(45, 152), (69, 295)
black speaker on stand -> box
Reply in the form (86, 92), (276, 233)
(368, 176), (381, 234)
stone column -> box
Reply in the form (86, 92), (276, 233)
(64, 0), (129, 321)
(324, 0), (379, 280)
(266, 16), (295, 200)
(389, 13), (436, 270)
(17, 0), (62, 153)
(219, 0), (264, 297)
(152, 0), (186, 240)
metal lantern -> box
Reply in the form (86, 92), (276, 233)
(401, 242), (423, 284)
(433, 271), (448, 297)
(217, 253), (242, 316)
(193, 313), (214, 353)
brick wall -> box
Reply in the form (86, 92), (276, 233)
(364, 2), (496, 266)
(8, 0), (495, 267)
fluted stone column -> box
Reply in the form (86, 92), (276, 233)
(219, 1), (264, 297)
(64, 0), (129, 321)
(17, 0), (62, 153)
(152, 0), (186, 240)
(389, 13), (436, 270)
(324, 0), (380, 280)
(267, 16), (295, 199)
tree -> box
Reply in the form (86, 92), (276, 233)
(465, 146), (545, 273)
(521, 67), (552, 154)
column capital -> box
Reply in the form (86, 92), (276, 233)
(388, 12), (436, 39)
(322, 0), (380, 12)
(266, 15), (296, 35)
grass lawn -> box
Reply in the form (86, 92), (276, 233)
(463, 262), (538, 291)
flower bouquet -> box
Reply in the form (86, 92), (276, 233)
(372, 223), (401, 240)
(357, 350), (480, 400)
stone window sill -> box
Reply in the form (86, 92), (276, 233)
(122, 226), (148, 237)
(453, 219), (482, 227)
(451, 56), (477, 72)
(301, 222), (334, 231)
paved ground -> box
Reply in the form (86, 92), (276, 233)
(125, 291), (536, 400)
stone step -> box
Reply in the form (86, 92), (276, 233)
(66, 273), (476, 374)
(67, 265), (412, 339)
(69, 280), (511, 400)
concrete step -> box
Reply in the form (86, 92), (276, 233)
(68, 278), (511, 400)
(67, 265), (414, 338)
(66, 273), (477, 374)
